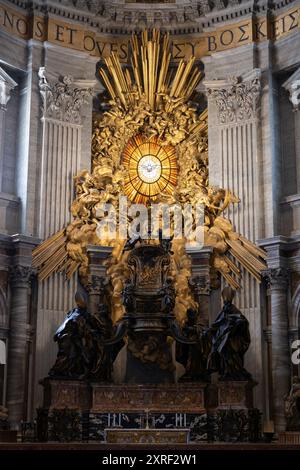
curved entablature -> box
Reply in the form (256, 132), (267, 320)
(5, 1), (297, 32)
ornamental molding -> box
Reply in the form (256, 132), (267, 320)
(262, 267), (290, 289)
(189, 275), (211, 295)
(283, 67), (300, 112)
(38, 67), (94, 124)
(86, 275), (107, 295)
(204, 69), (261, 124)
(4, 0), (297, 33)
(0, 67), (18, 110)
(9, 265), (34, 286)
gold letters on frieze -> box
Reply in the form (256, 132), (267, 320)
(0, 3), (300, 60)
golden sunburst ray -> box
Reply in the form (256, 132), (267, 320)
(99, 29), (202, 112)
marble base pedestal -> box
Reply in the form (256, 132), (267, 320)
(40, 378), (256, 413)
(38, 378), (259, 443)
(91, 382), (206, 413)
(41, 378), (91, 410)
(105, 428), (190, 444)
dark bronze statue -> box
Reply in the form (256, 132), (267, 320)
(122, 279), (135, 313)
(49, 292), (113, 381)
(88, 304), (114, 381)
(176, 308), (211, 381)
(207, 287), (252, 381)
(160, 277), (176, 314)
(49, 291), (91, 379)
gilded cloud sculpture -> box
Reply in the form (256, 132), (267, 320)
(33, 30), (267, 324)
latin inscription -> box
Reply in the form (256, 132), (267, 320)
(0, 4), (300, 61)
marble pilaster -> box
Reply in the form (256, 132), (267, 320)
(37, 68), (95, 313)
(34, 70), (96, 408)
(282, 68), (300, 232)
(6, 265), (33, 429)
(283, 67), (300, 113)
(204, 68), (264, 408)
(204, 70), (262, 313)
(0, 67), (17, 193)
(0, 67), (18, 235)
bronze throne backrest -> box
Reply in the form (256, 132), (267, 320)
(126, 243), (172, 323)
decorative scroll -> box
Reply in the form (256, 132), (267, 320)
(207, 75), (261, 124)
(9, 265), (34, 286)
(38, 68), (93, 124)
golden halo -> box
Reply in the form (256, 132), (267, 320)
(122, 134), (177, 204)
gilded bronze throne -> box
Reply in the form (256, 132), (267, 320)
(107, 240), (194, 383)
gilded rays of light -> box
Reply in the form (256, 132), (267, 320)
(99, 29), (202, 111)
(122, 135), (177, 204)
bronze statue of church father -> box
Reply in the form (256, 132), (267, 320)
(39, 237), (259, 443)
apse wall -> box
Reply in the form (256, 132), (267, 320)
(0, 0), (300, 432)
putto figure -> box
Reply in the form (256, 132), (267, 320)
(207, 287), (252, 381)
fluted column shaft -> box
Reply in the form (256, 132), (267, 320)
(268, 268), (290, 432)
(6, 266), (32, 430)
(0, 67), (17, 192)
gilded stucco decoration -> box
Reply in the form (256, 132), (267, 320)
(33, 30), (266, 324)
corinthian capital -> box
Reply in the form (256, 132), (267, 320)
(283, 67), (300, 112)
(204, 69), (261, 124)
(38, 67), (93, 124)
(9, 265), (34, 286)
(86, 275), (107, 295)
(0, 67), (17, 110)
(262, 267), (290, 290)
(189, 275), (211, 295)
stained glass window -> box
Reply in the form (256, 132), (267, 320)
(122, 134), (177, 204)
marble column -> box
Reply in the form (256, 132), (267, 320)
(262, 325), (273, 419)
(0, 67), (17, 193)
(6, 234), (39, 428)
(6, 265), (33, 429)
(264, 267), (290, 432)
